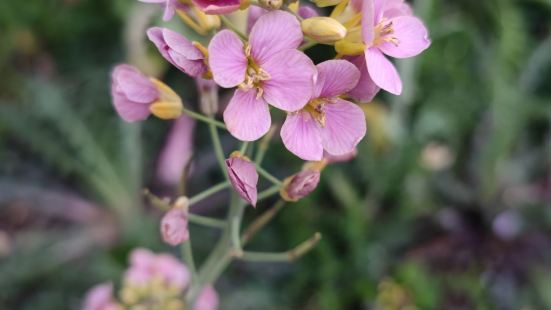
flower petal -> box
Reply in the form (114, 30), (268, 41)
(112, 91), (152, 122)
(156, 115), (195, 185)
(223, 89), (271, 141)
(281, 112), (323, 161)
(345, 55), (380, 102)
(262, 49), (316, 111)
(113, 65), (158, 103)
(192, 0), (240, 14)
(361, 0), (375, 45)
(208, 30), (247, 88)
(161, 28), (204, 60)
(226, 156), (258, 206)
(378, 16), (431, 59)
(365, 48), (402, 95)
(315, 59), (360, 98)
(249, 11), (302, 64)
(322, 99), (366, 156)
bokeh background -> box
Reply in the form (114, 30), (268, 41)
(1, 0), (551, 309)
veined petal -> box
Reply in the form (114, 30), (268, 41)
(361, 0), (375, 45)
(345, 55), (380, 102)
(249, 11), (302, 65)
(223, 89), (271, 141)
(322, 99), (366, 156)
(162, 28), (204, 60)
(315, 60), (360, 98)
(192, 0), (240, 14)
(113, 65), (158, 103)
(208, 30), (247, 88)
(365, 48), (402, 95)
(281, 112), (323, 161)
(378, 16), (431, 59)
(247, 6), (267, 34)
(262, 49), (316, 112)
(112, 91), (151, 122)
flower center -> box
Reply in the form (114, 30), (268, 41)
(304, 98), (326, 127)
(240, 44), (271, 97)
(373, 19), (398, 46)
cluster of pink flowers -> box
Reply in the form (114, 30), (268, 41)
(95, 0), (431, 308)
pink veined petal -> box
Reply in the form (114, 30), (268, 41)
(365, 47), (402, 95)
(208, 30), (247, 88)
(298, 5), (319, 18)
(167, 50), (207, 77)
(113, 65), (158, 103)
(112, 91), (152, 122)
(192, 0), (240, 14)
(378, 16), (431, 59)
(383, 0), (412, 18)
(226, 157), (259, 206)
(261, 49), (316, 112)
(223, 89), (271, 141)
(162, 28), (204, 60)
(321, 99), (366, 156)
(247, 6), (267, 34)
(249, 11), (303, 64)
(315, 59), (360, 98)
(281, 112), (324, 161)
(362, 0), (375, 45)
(345, 55), (380, 102)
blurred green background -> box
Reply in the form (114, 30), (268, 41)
(1, 0), (551, 309)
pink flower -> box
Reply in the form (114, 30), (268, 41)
(280, 169), (320, 202)
(82, 282), (118, 310)
(160, 198), (190, 246)
(225, 153), (258, 206)
(192, 0), (240, 14)
(124, 248), (190, 291)
(208, 11), (316, 141)
(360, 0), (430, 95)
(139, 0), (184, 21)
(147, 27), (208, 77)
(111, 64), (159, 122)
(194, 285), (219, 310)
(156, 115), (195, 185)
(281, 60), (367, 161)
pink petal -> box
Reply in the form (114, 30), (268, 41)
(246, 6), (267, 34)
(226, 156), (259, 206)
(281, 112), (323, 161)
(162, 0), (177, 21)
(155, 254), (191, 290)
(208, 30), (247, 88)
(249, 11), (302, 64)
(194, 285), (219, 310)
(83, 282), (116, 310)
(161, 207), (189, 246)
(223, 89), (271, 141)
(156, 115), (195, 185)
(321, 99), (366, 156)
(261, 49), (316, 112)
(383, 0), (412, 18)
(282, 170), (320, 201)
(298, 5), (319, 18)
(315, 60), (360, 98)
(361, 0), (375, 45)
(161, 28), (204, 60)
(345, 56), (380, 102)
(111, 90), (151, 122)
(112, 65), (158, 103)
(365, 48), (402, 95)
(192, 0), (240, 14)
(378, 16), (431, 59)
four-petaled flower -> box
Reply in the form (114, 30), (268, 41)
(208, 11), (316, 141)
(281, 60), (367, 161)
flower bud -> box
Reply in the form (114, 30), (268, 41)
(225, 152), (258, 207)
(301, 17), (347, 44)
(149, 78), (183, 120)
(160, 197), (189, 246)
(313, 0), (342, 7)
(194, 285), (219, 310)
(258, 0), (283, 10)
(196, 78), (219, 116)
(280, 169), (320, 202)
(111, 64), (159, 122)
(335, 39), (366, 56)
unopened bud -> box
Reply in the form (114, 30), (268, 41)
(313, 0), (342, 7)
(259, 0), (283, 10)
(160, 197), (189, 246)
(302, 17), (347, 44)
(149, 79), (183, 120)
(280, 169), (320, 202)
(335, 39), (365, 56)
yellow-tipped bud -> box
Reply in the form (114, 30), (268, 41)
(149, 79), (183, 120)
(334, 39), (366, 56)
(301, 17), (347, 44)
(313, 0), (343, 7)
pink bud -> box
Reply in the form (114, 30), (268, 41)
(160, 199), (190, 246)
(281, 170), (320, 202)
(225, 154), (258, 207)
(82, 282), (118, 310)
(194, 285), (219, 310)
(111, 64), (158, 122)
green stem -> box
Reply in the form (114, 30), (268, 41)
(240, 232), (322, 262)
(254, 126), (276, 165)
(189, 181), (230, 206)
(181, 241), (197, 278)
(257, 184), (281, 201)
(242, 200), (285, 244)
(256, 166), (282, 186)
(229, 194), (245, 256)
(182, 107), (226, 129)
(188, 214), (226, 229)
(209, 123), (229, 181)
(220, 15), (247, 40)
(239, 141), (249, 154)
